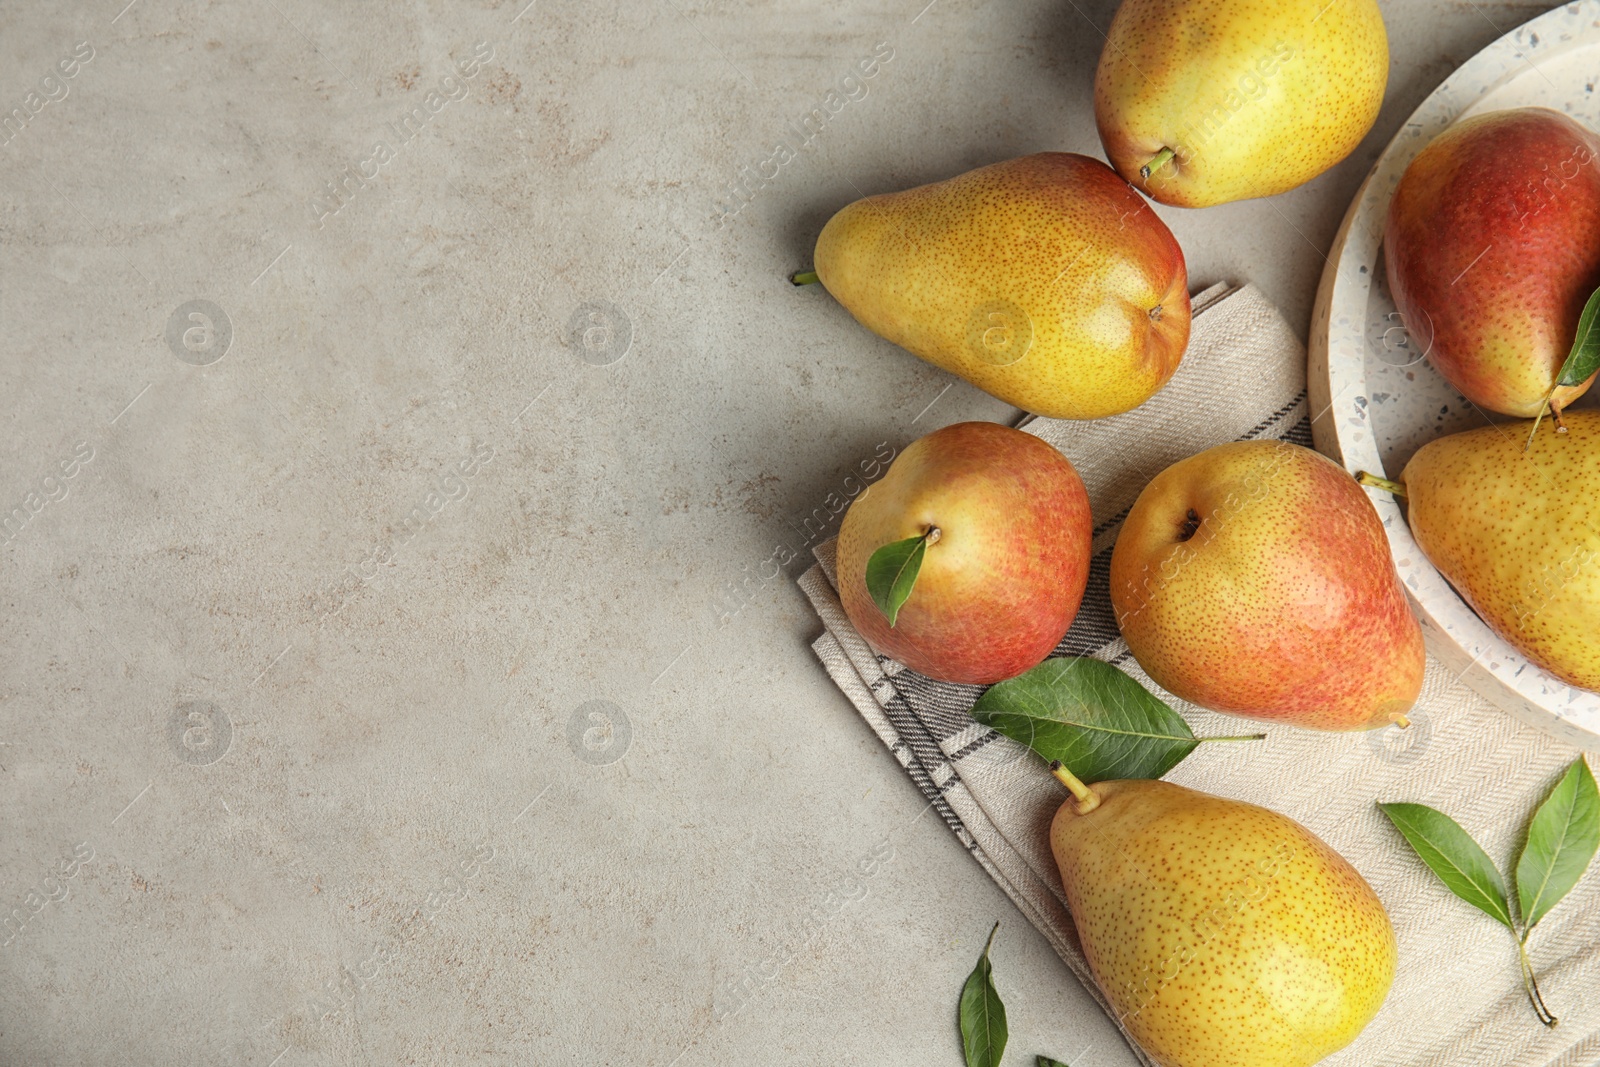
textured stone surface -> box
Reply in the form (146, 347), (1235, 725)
(0, 2), (1548, 1064)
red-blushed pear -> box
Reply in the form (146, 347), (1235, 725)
(1386, 107), (1600, 418)
(836, 422), (1091, 685)
(1109, 440), (1424, 731)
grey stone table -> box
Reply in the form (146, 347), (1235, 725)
(0, 2), (1553, 1064)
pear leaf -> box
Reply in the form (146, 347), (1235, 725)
(1516, 758), (1600, 932)
(959, 923), (1007, 1067)
(973, 658), (1204, 783)
(1555, 283), (1600, 387)
(865, 534), (927, 627)
(1379, 802), (1514, 930)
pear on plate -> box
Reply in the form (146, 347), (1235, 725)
(1051, 772), (1396, 1067)
(811, 153), (1190, 420)
(1394, 410), (1600, 690)
(1110, 440), (1424, 730)
(1095, 0), (1388, 207)
(1385, 107), (1600, 417)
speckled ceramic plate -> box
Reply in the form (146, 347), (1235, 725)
(1309, 1), (1600, 750)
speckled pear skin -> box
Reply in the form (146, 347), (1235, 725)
(1109, 440), (1424, 730)
(1402, 411), (1600, 690)
(1052, 779), (1397, 1067)
(812, 153), (1189, 421)
(1095, 0), (1388, 208)
(836, 422), (1092, 684)
(1385, 108), (1600, 417)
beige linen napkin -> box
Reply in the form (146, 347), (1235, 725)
(798, 284), (1600, 1067)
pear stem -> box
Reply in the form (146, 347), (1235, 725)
(1049, 760), (1101, 815)
(924, 525), (942, 546)
(1553, 399), (1569, 434)
(1526, 393), (1554, 451)
(790, 270), (820, 286)
(1393, 714), (1411, 729)
(1355, 471), (1408, 499)
(1197, 733), (1268, 743)
(1517, 934), (1559, 1027)
(1140, 147), (1176, 182)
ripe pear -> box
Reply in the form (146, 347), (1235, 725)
(1396, 410), (1600, 690)
(1051, 774), (1396, 1067)
(1110, 440), (1424, 730)
(812, 153), (1190, 420)
(1385, 108), (1600, 417)
(1095, 0), (1388, 208)
(836, 422), (1091, 684)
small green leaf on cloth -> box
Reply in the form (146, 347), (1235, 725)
(1516, 758), (1600, 932)
(972, 658), (1252, 783)
(1379, 802), (1514, 929)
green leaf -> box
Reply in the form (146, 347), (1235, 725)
(972, 658), (1202, 783)
(1556, 284), (1600, 387)
(959, 923), (1007, 1067)
(1516, 758), (1600, 932)
(1379, 802), (1514, 929)
(865, 534), (927, 627)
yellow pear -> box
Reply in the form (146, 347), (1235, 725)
(1095, 0), (1388, 208)
(1052, 774), (1396, 1067)
(811, 153), (1190, 420)
(1393, 410), (1600, 690)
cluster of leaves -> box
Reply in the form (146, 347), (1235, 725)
(1380, 758), (1599, 1026)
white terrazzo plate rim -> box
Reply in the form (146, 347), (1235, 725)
(1313, 0), (1600, 750)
